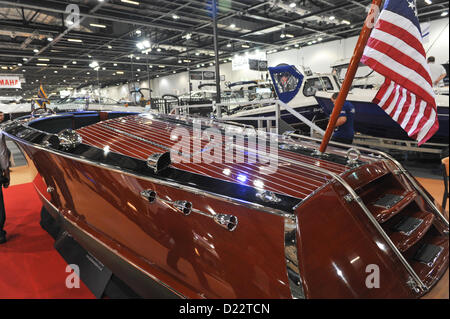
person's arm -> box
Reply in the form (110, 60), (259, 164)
(434, 73), (446, 86)
(336, 116), (347, 127)
(434, 65), (447, 86)
(0, 134), (10, 188)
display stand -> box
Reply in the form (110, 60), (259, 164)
(40, 207), (140, 299)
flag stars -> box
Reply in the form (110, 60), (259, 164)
(407, 0), (418, 16)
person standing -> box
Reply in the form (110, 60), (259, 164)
(330, 92), (356, 145)
(0, 111), (10, 244)
(427, 56), (447, 87)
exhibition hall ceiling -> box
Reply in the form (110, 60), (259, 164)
(0, 0), (448, 96)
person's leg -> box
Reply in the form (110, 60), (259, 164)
(0, 187), (6, 244)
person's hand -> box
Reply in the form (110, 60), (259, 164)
(1, 169), (10, 188)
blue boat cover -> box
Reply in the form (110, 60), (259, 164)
(269, 65), (304, 104)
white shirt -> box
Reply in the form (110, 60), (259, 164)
(428, 62), (447, 87)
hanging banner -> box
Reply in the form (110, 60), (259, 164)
(0, 75), (21, 89)
(202, 71), (215, 80)
(190, 71), (203, 80)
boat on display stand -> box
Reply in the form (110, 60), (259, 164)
(1, 109), (448, 298)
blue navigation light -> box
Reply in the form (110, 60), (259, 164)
(237, 174), (247, 183)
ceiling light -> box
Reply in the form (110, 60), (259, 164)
(72, 61), (77, 64)
(54, 70), (58, 73)
(172, 14), (179, 19)
(441, 11), (448, 16)
(116, 71), (124, 74)
(289, 2), (296, 8)
(342, 20), (351, 25)
(178, 59), (182, 63)
(227, 42), (232, 47)
(113, 63), (118, 66)
(23, 58), (28, 61)
(107, 45), (112, 49)
(67, 38), (83, 43)
(241, 44), (250, 48)
(294, 44), (299, 47)
(90, 23), (107, 28)
(63, 65), (67, 68)
(38, 58), (50, 61)
(18, 63), (22, 66)
(89, 61), (99, 68)
(121, 0), (140, 5)
(36, 63), (47, 66)
(33, 49), (39, 53)
(157, 48), (162, 52)
(285, 34), (294, 38)
(136, 39), (151, 50)
(185, 33), (192, 40)
(425, 0), (432, 4)
(230, 23), (236, 28)
(329, 16), (335, 21)
(47, 37), (53, 41)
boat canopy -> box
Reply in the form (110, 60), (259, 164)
(269, 65), (304, 104)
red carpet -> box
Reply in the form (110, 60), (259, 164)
(0, 183), (94, 299)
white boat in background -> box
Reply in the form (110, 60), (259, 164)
(225, 65), (340, 132)
(315, 88), (449, 147)
(0, 95), (145, 120)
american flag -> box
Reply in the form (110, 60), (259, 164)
(361, 0), (438, 145)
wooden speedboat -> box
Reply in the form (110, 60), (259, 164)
(1, 110), (448, 298)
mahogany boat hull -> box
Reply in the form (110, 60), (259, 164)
(2, 111), (448, 298)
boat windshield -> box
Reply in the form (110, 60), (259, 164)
(303, 77), (334, 97)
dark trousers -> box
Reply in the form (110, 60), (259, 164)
(0, 186), (6, 243)
(332, 136), (353, 145)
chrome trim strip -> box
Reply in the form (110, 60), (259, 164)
(284, 217), (305, 299)
(33, 185), (187, 299)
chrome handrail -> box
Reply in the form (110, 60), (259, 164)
(284, 132), (449, 230)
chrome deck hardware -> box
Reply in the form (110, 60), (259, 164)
(213, 214), (238, 232)
(57, 129), (82, 150)
(173, 200), (192, 216)
(256, 190), (282, 203)
(146, 152), (171, 174)
(346, 148), (361, 166)
(140, 189), (238, 231)
(140, 190), (157, 203)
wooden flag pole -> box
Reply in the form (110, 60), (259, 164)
(319, 0), (383, 154)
